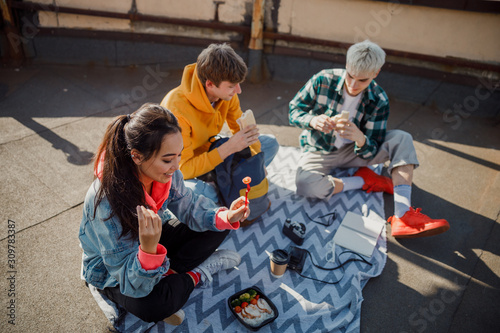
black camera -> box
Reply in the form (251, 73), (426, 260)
(287, 246), (307, 273)
(283, 218), (306, 245)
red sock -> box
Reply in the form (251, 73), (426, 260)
(186, 271), (201, 286)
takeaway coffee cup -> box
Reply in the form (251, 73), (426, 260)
(270, 249), (289, 278)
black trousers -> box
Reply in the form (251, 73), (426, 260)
(101, 219), (230, 323)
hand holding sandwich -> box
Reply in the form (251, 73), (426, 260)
(217, 110), (260, 160)
(332, 111), (366, 147)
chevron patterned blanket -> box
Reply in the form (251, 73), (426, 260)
(88, 146), (387, 332)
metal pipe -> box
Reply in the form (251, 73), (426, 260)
(248, 0), (267, 83)
(263, 31), (499, 73)
(9, 1), (250, 34)
(1, 0), (25, 64)
(9, 1), (500, 73)
(249, 0), (264, 51)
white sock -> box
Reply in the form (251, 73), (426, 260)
(394, 184), (412, 218)
(340, 176), (364, 192)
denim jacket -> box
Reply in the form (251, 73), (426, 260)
(79, 170), (224, 298)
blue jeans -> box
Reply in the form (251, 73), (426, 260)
(184, 134), (279, 203)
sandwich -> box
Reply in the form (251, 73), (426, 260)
(237, 109), (256, 129)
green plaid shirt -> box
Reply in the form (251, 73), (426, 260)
(289, 68), (389, 159)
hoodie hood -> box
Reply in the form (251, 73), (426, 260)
(180, 63), (217, 114)
(160, 62), (253, 179)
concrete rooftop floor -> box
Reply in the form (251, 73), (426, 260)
(0, 50), (499, 333)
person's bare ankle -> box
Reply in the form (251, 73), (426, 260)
(163, 309), (185, 326)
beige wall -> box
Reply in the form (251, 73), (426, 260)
(37, 0), (247, 41)
(277, 0), (500, 64)
(39, 11), (131, 31)
(33, 0), (131, 13)
(137, 0), (218, 21)
(33, 0), (500, 65)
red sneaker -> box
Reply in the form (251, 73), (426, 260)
(354, 167), (394, 194)
(388, 207), (450, 238)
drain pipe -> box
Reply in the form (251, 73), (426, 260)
(247, 0), (269, 83)
(0, 0), (25, 65)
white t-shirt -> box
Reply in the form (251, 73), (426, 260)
(334, 86), (362, 149)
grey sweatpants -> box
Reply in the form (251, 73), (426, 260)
(295, 130), (419, 199)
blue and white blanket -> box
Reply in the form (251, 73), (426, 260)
(88, 146), (387, 332)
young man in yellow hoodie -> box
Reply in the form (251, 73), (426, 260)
(161, 43), (279, 221)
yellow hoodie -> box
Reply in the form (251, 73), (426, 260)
(161, 63), (261, 180)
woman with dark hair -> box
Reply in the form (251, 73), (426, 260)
(79, 103), (248, 325)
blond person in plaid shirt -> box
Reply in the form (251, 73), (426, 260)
(289, 40), (449, 238)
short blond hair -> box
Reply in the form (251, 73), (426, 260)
(346, 40), (386, 76)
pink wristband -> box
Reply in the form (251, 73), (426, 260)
(137, 244), (167, 270)
(215, 208), (240, 230)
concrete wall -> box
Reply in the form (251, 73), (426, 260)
(36, 0), (251, 42)
(29, 0), (500, 65)
(276, 0), (500, 64)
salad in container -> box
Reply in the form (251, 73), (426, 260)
(227, 286), (279, 331)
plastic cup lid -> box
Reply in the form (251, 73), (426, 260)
(270, 249), (289, 264)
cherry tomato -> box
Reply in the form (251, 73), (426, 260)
(241, 302), (249, 308)
(250, 299), (257, 305)
(234, 306), (242, 313)
(255, 295), (260, 300)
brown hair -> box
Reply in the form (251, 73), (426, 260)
(196, 43), (248, 87)
(93, 103), (181, 239)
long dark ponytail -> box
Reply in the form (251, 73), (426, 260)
(93, 103), (181, 239)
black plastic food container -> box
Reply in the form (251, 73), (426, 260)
(227, 285), (279, 331)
